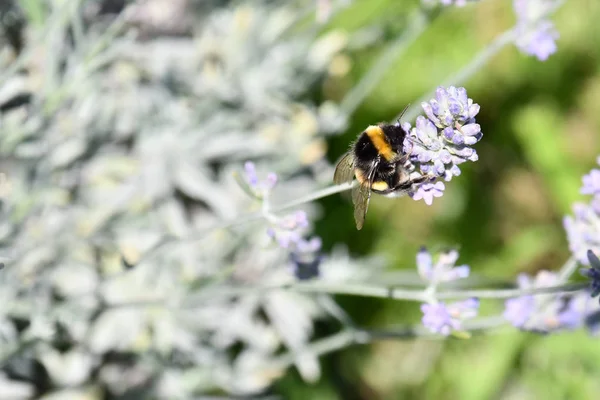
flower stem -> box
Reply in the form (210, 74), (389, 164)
(184, 280), (588, 306)
(272, 182), (355, 212)
(340, 9), (430, 115)
(267, 316), (507, 371)
(400, 28), (517, 123)
(398, 0), (566, 123)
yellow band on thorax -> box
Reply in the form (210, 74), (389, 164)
(365, 125), (394, 161)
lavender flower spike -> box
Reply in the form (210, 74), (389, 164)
(401, 86), (482, 204)
(421, 298), (479, 336)
(503, 270), (584, 332)
(243, 161), (278, 198)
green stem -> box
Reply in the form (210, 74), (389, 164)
(183, 280), (588, 306)
(268, 316), (507, 370)
(400, 27), (517, 122)
(340, 9), (430, 115)
(399, 0), (566, 122)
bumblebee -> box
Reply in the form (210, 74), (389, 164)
(333, 106), (428, 230)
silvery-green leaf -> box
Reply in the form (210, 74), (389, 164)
(0, 75), (29, 105)
(48, 137), (87, 168)
(99, 362), (154, 396)
(262, 290), (315, 350)
(195, 132), (273, 161)
(14, 140), (49, 159)
(52, 263), (99, 297)
(294, 351), (321, 384)
(17, 245), (57, 278)
(226, 350), (284, 395)
(0, 222), (14, 242)
(0, 372), (34, 399)
(159, 200), (189, 238)
(172, 161), (237, 219)
(87, 309), (145, 354)
(38, 346), (96, 386)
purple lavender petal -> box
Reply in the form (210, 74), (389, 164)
(265, 172), (278, 190)
(468, 103), (480, 118)
(504, 296), (535, 328)
(422, 102), (439, 125)
(416, 247), (433, 280)
(421, 303), (458, 336)
(581, 170), (600, 196)
(244, 161), (259, 187)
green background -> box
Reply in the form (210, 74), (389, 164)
(282, 0), (600, 399)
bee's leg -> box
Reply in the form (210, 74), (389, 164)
(391, 152), (410, 166)
(393, 174), (432, 191)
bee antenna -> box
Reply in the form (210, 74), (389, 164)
(395, 103), (411, 125)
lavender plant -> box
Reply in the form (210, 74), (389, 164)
(0, 0), (592, 398)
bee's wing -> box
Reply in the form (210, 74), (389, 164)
(352, 162), (377, 230)
(333, 152), (355, 184)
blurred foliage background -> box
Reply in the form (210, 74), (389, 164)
(1, 0), (600, 399)
(310, 0), (600, 399)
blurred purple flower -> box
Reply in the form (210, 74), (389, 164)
(581, 169), (600, 197)
(557, 298), (584, 330)
(515, 21), (559, 61)
(295, 237), (322, 253)
(556, 290), (600, 332)
(243, 161), (278, 198)
(410, 181), (445, 205)
(504, 295), (536, 328)
(503, 270), (591, 332)
(267, 210), (309, 249)
(564, 160), (600, 265)
(421, 298), (479, 336)
(513, 0), (559, 61)
(416, 247), (470, 284)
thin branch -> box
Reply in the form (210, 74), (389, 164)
(271, 182), (354, 212)
(340, 9), (430, 115)
(400, 27), (517, 122)
(183, 280), (588, 307)
(268, 316), (507, 370)
(399, 0), (566, 123)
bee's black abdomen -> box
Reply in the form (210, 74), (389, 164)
(380, 124), (407, 153)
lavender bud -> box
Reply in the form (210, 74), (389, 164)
(244, 161), (259, 188)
